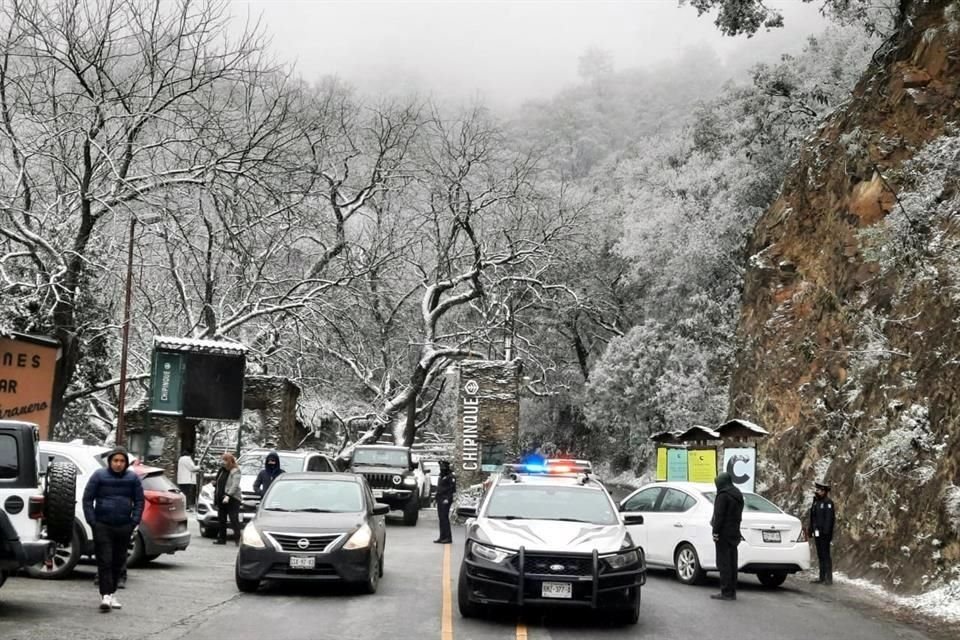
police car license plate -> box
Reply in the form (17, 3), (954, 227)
(762, 530), (781, 543)
(541, 582), (572, 599)
(373, 489), (383, 498)
(289, 556), (315, 570)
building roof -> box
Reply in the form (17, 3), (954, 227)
(717, 418), (769, 436)
(153, 335), (247, 355)
(676, 425), (722, 442)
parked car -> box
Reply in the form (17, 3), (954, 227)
(421, 460), (440, 502)
(27, 440), (188, 579)
(618, 481), (810, 587)
(196, 449), (337, 538)
(346, 445), (431, 525)
(0, 421), (74, 592)
(235, 472), (388, 594)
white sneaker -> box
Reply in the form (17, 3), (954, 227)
(110, 594), (122, 609)
(99, 595), (111, 611)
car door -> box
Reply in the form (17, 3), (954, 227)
(620, 487), (663, 563)
(657, 488), (700, 565)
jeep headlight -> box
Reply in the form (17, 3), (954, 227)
(604, 550), (639, 570)
(403, 476), (416, 486)
(241, 524), (265, 548)
(471, 542), (513, 564)
(344, 524), (372, 550)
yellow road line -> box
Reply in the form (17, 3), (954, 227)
(516, 622), (528, 640)
(442, 544), (453, 640)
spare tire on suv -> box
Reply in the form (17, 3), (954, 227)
(43, 461), (77, 545)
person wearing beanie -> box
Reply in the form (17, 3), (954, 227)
(710, 471), (744, 601)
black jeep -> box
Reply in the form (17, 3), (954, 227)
(347, 445), (427, 526)
(0, 420), (76, 591)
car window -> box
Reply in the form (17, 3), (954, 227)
(352, 448), (409, 467)
(702, 491), (782, 513)
(0, 434), (17, 479)
(141, 472), (179, 492)
(485, 485), (618, 525)
(306, 456), (331, 472)
(38, 452), (77, 475)
(238, 453), (304, 474)
(263, 480), (363, 513)
(623, 487), (661, 512)
(659, 488), (694, 513)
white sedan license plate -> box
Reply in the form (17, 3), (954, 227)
(762, 530), (781, 543)
(541, 582), (572, 599)
(289, 556), (315, 570)
(373, 489), (384, 498)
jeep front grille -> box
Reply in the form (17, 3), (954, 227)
(362, 473), (400, 490)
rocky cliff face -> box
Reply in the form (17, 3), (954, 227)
(730, 1), (960, 592)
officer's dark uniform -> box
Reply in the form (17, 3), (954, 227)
(434, 461), (456, 544)
(809, 481), (836, 585)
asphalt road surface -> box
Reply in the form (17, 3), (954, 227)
(0, 512), (955, 640)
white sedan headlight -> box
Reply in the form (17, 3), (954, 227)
(604, 550), (639, 570)
(344, 524), (372, 550)
(241, 524), (265, 548)
(471, 542), (513, 564)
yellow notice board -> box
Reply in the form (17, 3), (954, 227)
(687, 449), (717, 483)
(656, 447), (667, 481)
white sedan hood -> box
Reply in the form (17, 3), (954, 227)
(474, 518), (626, 554)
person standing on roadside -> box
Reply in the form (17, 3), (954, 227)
(177, 449), (199, 511)
(810, 481), (836, 585)
(82, 447), (144, 612)
(710, 471), (744, 601)
(214, 453), (242, 546)
(434, 460), (456, 544)
(253, 451), (284, 496)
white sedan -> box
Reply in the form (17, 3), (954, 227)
(619, 481), (810, 587)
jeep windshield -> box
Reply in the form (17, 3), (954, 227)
(239, 453), (304, 475)
(351, 448), (409, 468)
(485, 485), (618, 525)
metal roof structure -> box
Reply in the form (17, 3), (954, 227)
(675, 425), (722, 442)
(153, 335), (247, 355)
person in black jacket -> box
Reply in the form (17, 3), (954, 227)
(434, 460), (456, 544)
(710, 471), (744, 601)
(253, 451), (284, 496)
(82, 447), (144, 612)
(810, 481), (836, 585)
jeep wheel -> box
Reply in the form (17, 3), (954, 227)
(402, 498), (419, 526)
(43, 461), (77, 544)
(612, 588), (641, 625)
(26, 523), (82, 579)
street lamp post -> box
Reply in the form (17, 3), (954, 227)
(116, 215), (161, 447)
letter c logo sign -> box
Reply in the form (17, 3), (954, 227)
(726, 456), (751, 484)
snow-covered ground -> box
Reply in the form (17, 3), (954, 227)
(836, 574), (960, 623)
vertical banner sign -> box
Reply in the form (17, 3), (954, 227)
(0, 335), (60, 439)
(723, 447), (757, 493)
(666, 447), (688, 481)
(150, 350), (185, 415)
(455, 360), (521, 488)
(656, 446), (668, 481)
(687, 449), (718, 483)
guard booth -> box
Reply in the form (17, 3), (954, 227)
(651, 418), (769, 492)
(125, 336), (247, 474)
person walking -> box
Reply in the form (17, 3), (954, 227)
(434, 460), (456, 544)
(214, 453), (242, 546)
(177, 449), (199, 511)
(82, 447), (144, 612)
(710, 471), (744, 601)
(810, 480), (836, 585)
(253, 451), (284, 496)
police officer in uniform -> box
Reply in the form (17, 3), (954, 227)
(810, 481), (836, 585)
(434, 460), (456, 544)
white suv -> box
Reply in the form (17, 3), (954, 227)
(456, 465), (647, 624)
(0, 421), (75, 591)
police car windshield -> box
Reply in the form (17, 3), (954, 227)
(239, 454), (303, 475)
(702, 491), (782, 513)
(486, 485), (617, 525)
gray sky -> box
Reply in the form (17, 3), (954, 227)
(227, 0), (828, 108)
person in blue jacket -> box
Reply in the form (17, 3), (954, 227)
(83, 447), (144, 612)
(253, 451), (285, 496)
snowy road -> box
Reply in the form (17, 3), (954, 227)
(0, 512), (955, 640)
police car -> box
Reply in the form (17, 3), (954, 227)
(456, 463), (646, 624)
